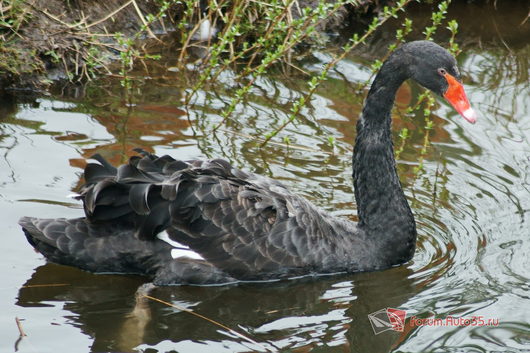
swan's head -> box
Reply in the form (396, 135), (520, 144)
(401, 41), (477, 124)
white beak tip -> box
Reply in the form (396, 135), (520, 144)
(462, 108), (477, 124)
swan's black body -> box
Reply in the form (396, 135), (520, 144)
(20, 41), (467, 285)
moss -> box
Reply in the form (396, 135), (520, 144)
(0, 44), (46, 89)
(5, 44), (46, 72)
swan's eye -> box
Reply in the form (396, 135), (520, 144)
(437, 68), (447, 76)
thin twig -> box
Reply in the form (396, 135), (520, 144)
(15, 317), (26, 337)
(248, 0), (283, 8)
(37, 8), (80, 28)
(21, 283), (69, 288)
(143, 295), (272, 352)
(520, 10), (529, 26)
(216, 128), (331, 153)
(131, 0), (159, 41)
(72, 35), (125, 52)
(285, 60), (311, 76)
(85, 0), (134, 28)
(178, 18), (208, 64)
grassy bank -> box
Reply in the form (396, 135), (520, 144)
(0, 0), (399, 90)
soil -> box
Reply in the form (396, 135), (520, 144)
(0, 0), (170, 91)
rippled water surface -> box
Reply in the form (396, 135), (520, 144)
(1, 2), (529, 352)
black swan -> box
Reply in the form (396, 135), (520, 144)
(19, 41), (477, 285)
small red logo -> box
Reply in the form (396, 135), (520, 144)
(368, 307), (407, 335)
(386, 308), (406, 332)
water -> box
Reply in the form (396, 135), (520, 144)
(1, 2), (529, 352)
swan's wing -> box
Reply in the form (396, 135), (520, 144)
(166, 173), (333, 280)
(81, 153), (338, 280)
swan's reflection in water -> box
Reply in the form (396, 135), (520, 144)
(18, 263), (423, 352)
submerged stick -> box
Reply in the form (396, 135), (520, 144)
(143, 295), (273, 352)
(15, 317), (26, 337)
(21, 283), (69, 288)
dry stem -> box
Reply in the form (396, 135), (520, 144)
(143, 294), (273, 352)
(15, 317), (26, 337)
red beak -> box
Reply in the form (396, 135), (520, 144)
(442, 73), (477, 124)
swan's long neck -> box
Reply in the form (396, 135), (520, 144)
(352, 57), (416, 265)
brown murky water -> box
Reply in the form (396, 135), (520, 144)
(1, 1), (529, 352)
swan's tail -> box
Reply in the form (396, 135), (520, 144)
(19, 216), (168, 274)
(19, 216), (234, 285)
(21, 216), (84, 267)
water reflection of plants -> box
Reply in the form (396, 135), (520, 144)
(185, 0), (416, 143)
(466, 45), (529, 121)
